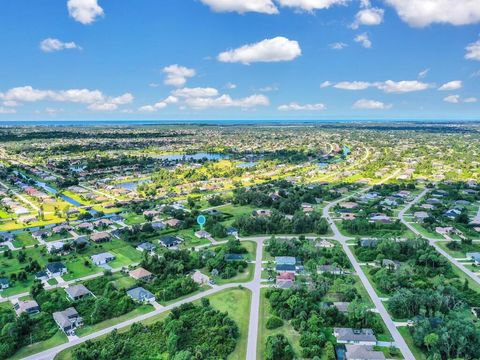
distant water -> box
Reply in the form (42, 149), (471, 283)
(0, 119), (468, 127)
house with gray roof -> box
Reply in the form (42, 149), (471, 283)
(65, 284), (93, 301)
(53, 307), (83, 335)
(345, 345), (386, 360)
(91, 252), (115, 266)
(46, 262), (67, 278)
(275, 256), (296, 266)
(126, 287), (156, 303)
(14, 300), (40, 316)
(333, 328), (377, 346)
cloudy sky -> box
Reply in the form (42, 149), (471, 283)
(1, 0), (480, 121)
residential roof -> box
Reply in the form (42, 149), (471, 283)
(275, 256), (296, 265)
(334, 328), (377, 343)
(53, 307), (79, 328)
(46, 262), (66, 273)
(137, 242), (156, 251)
(345, 345), (386, 360)
(160, 235), (181, 247)
(126, 287), (155, 301)
(129, 267), (153, 280)
(65, 284), (91, 299)
(0, 278), (9, 286)
(91, 252), (115, 263)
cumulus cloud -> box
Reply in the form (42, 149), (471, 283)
(464, 97), (478, 103)
(438, 80), (462, 91)
(443, 95), (460, 103)
(40, 38), (81, 52)
(320, 81), (332, 88)
(278, 102), (326, 111)
(353, 99), (391, 109)
(385, 0), (480, 27)
(218, 37), (301, 64)
(276, 0), (347, 12)
(172, 87), (219, 98)
(334, 81), (371, 90)
(163, 65), (196, 87)
(465, 39), (480, 61)
(199, 0), (278, 14)
(67, 0), (104, 25)
(377, 80), (431, 93)
(332, 80), (431, 93)
(330, 42), (348, 50)
(351, 7), (384, 29)
(138, 96), (178, 112)
(184, 94), (269, 110)
(354, 33), (372, 48)
(0, 85), (133, 112)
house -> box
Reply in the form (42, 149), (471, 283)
(191, 270), (209, 285)
(129, 267), (153, 281)
(467, 252), (480, 265)
(93, 218), (113, 228)
(276, 264), (297, 273)
(369, 214), (392, 224)
(164, 218), (182, 228)
(32, 229), (51, 241)
(333, 302), (351, 313)
(159, 235), (182, 248)
(224, 253), (244, 261)
(333, 328), (377, 346)
(90, 231), (111, 243)
(444, 208), (461, 220)
(53, 307), (83, 335)
(127, 287), (156, 303)
(360, 239), (377, 248)
(0, 278), (9, 290)
(14, 300), (40, 316)
(226, 227), (238, 236)
(194, 230), (211, 239)
(91, 252), (115, 266)
(275, 256), (296, 266)
(252, 209), (272, 217)
(436, 227), (454, 235)
(318, 265), (344, 275)
(151, 221), (166, 230)
(345, 345), (386, 360)
(46, 262), (67, 278)
(316, 239), (334, 248)
(136, 242), (156, 253)
(276, 272), (295, 289)
(47, 241), (67, 254)
(52, 224), (71, 234)
(0, 233), (14, 242)
(77, 222), (94, 232)
(414, 211), (430, 223)
(35, 271), (48, 281)
(382, 259), (401, 270)
(339, 202), (359, 210)
(342, 213), (356, 221)
(65, 284), (93, 301)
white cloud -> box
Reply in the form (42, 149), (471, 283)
(225, 82), (237, 89)
(418, 69), (430, 78)
(67, 0), (104, 25)
(376, 80), (431, 93)
(199, 0), (278, 14)
(464, 97), (478, 103)
(163, 65), (196, 87)
(172, 87), (219, 98)
(444, 95), (460, 103)
(354, 33), (372, 48)
(320, 81), (332, 88)
(185, 94), (269, 110)
(51, 89), (104, 103)
(138, 96), (179, 112)
(278, 102), (326, 111)
(0, 107), (16, 114)
(276, 0), (347, 12)
(218, 37), (301, 64)
(330, 42), (348, 50)
(45, 107), (64, 115)
(351, 7), (384, 29)
(332, 80), (431, 93)
(2, 100), (19, 107)
(40, 38), (81, 52)
(465, 39), (480, 61)
(385, 0), (480, 27)
(88, 93), (134, 111)
(259, 85), (279, 92)
(353, 99), (391, 109)
(438, 80), (462, 91)
(334, 81), (371, 90)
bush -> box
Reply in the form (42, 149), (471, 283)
(266, 316), (283, 329)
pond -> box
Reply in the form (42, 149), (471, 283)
(35, 181), (82, 207)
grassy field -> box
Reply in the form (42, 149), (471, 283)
(12, 232), (38, 248)
(11, 331), (68, 360)
(257, 288), (302, 360)
(122, 213), (145, 225)
(436, 240), (480, 258)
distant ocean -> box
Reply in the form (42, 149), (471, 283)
(0, 119), (471, 127)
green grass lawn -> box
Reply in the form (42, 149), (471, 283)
(122, 213), (145, 225)
(62, 259), (102, 281)
(436, 241), (480, 258)
(213, 263), (255, 285)
(409, 223), (443, 239)
(11, 330), (68, 360)
(257, 288), (302, 360)
(12, 232), (38, 248)
(108, 245), (142, 268)
(398, 327), (427, 360)
(75, 304), (154, 337)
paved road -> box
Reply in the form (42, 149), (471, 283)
(399, 188), (480, 286)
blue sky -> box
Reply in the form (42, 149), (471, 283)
(0, 0), (479, 121)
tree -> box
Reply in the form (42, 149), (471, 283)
(324, 342), (336, 360)
(265, 334), (294, 360)
(424, 333), (439, 353)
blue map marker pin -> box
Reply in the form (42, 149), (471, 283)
(197, 215), (206, 229)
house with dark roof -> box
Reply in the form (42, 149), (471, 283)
(159, 235), (182, 248)
(65, 284), (93, 301)
(46, 262), (67, 278)
(126, 287), (156, 303)
(0, 278), (9, 290)
(136, 242), (156, 253)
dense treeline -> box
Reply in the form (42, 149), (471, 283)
(204, 239), (248, 279)
(72, 301), (238, 360)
